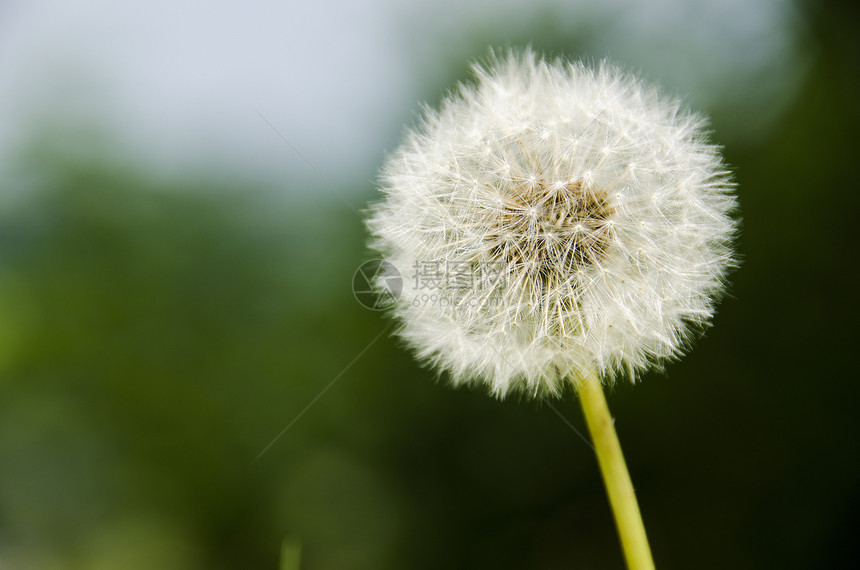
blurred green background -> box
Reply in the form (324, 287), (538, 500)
(1, 1), (859, 568)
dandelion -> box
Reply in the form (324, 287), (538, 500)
(367, 49), (737, 569)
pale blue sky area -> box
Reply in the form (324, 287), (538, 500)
(0, 0), (804, 190)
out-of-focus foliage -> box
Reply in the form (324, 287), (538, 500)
(1, 2), (859, 569)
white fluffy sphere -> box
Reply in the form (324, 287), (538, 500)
(367, 50), (737, 398)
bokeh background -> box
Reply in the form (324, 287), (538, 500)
(1, 1), (858, 568)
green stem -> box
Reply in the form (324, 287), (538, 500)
(575, 372), (655, 570)
(280, 538), (302, 570)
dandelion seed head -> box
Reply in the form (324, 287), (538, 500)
(367, 49), (737, 398)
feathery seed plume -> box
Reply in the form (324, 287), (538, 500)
(367, 49), (737, 398)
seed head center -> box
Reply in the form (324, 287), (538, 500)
(490, 179), (615, 275)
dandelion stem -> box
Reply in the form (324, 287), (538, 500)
(280, 538), (302, 570)
(576, 372), (655, 570)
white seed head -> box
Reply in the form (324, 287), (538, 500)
(367, 50), (737, 398)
